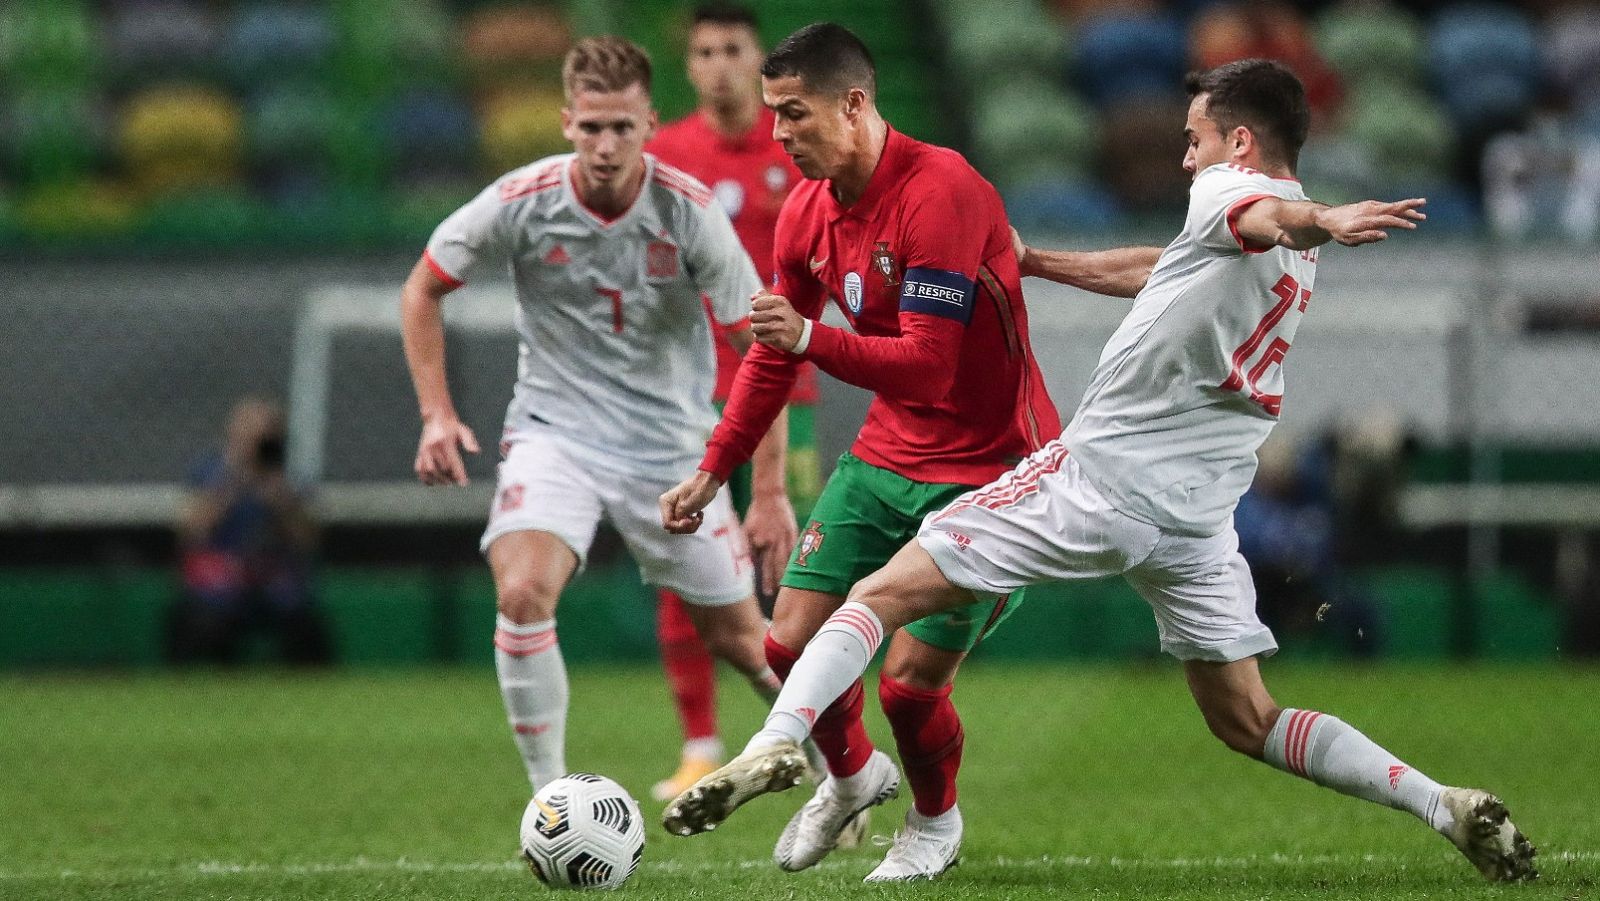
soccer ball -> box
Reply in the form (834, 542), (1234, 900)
(520, 773), (645, 890)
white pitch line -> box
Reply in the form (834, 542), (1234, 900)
(5, 851), (1597, 882)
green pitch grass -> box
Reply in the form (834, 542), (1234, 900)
(2, 663), (1596, 899)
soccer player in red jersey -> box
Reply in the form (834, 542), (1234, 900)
(659, 23), (1060, 881)
(643, 3), (822, 804)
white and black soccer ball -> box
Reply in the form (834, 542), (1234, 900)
(520, 773), (645, 890)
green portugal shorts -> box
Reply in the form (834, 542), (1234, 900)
(781, 452), (1023, 652)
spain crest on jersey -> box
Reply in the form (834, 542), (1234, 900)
(871, 241), (899, 286)
(647, 241), (678, 279)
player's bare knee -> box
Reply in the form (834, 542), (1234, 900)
(495, 572), (561, 623)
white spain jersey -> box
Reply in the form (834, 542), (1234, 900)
(1063, 162), (1317, 536)
(425, 153), (762, 478)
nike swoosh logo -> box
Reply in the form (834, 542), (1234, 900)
(808, 256), (827, 272)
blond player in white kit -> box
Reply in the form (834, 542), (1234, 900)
(663, 59), (1537, 884)
(400, 36), (785, 793)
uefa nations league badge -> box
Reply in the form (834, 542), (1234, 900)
(844, 272), (864, 314)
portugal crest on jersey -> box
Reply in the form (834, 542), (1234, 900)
(871, 242), (899, 286)
(795, 521), (825, 566)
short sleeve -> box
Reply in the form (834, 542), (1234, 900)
(1188, 165), (1280, 256)
(686, 197), (763, 327)
(425, 180), (513, 286)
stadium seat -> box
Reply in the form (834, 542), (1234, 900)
(1075, 10), (1188, 106)
(0, 86), (105, 186)
(15, 180), (137, 240)
(382, 88), (477, 182)
(104, 0), (224, 83)
(222, 3), (336, 86)
(460, 4), (571, 84)
(0, 0), (99, 87)
(941, 0), (1072, 83)
(119, 85), (245, 194)
(330, 0), (454, 97)
(1315, 1), (1425, 91)
(970, 79), (1099, 186)
(1428, 5), (1538, 135)
(1344, 83), (1456, 187)
(1543, 8), (1600, 103)
(478, 87), (569, 175)
(245, 81), (340, 169)
(1189, 2), (1342, 115)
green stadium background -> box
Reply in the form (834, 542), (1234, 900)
(3, 0), (1599, 669)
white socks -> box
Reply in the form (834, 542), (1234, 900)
(747, 602), (884, 752)
(1265, 708), (1451, 833)
(494, 614), (568, 792)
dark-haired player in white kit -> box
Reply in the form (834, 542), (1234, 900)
(666, 59), (1537, 884)
(400, 36), (786, 795)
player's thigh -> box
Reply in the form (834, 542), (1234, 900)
(916, 444), (1159, 596)
(480, 433), (604, 568)
(487, 529), (579, 622)
(607, 479), (754, 607)
(781, 454), (915, 598)
(848, 539), (990, 647)
(1124, 527), (1279, 663)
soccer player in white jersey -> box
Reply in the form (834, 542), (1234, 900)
(665, 59), (1538, 884)
(399, 36), (787, 794)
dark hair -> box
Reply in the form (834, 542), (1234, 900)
(1184, 59), (1309, 170)
(692, 2), (758, 31)
(760, 22), (875, 97)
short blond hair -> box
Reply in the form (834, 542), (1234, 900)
(562, 36), (652, 101)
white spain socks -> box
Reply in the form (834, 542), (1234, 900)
(494, 614), (568, 792)
(746, 602), (884, 752)
(1265, 708), (1451, 832)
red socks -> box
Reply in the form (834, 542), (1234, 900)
(878, 674), (963, 816)
(764, 632), (874, 777)
(657, 590), (716, 741)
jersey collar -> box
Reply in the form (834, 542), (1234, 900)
(829, 126), (907, 222)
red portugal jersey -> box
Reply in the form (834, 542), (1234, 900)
(702, 128), (1060, 486)
(648, 108), (818, 405)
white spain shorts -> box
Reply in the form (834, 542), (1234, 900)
(917, 440), (1277, 662)
(481, 430), (753, 607)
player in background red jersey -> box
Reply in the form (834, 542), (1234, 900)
(644, 3), (823, 804)
(659, 23), (1060, 882)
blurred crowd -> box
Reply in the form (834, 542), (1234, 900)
(3, 1), (1599, 247)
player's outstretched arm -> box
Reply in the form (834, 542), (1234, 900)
(1011, 228), (1160, 298)
(401, 257), (480, 487)
(1235, 197), (1427, 251)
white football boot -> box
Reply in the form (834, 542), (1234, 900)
(773, 749), (900, 871)
(661, 740), (808, 836)
(1438, 787), (1537, 882)
(864, 806), (963, 882)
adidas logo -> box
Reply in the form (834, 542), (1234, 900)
(544, 244), (571, 265)
(796, 707), (818, 727)
(1388, 765), (1409, 789)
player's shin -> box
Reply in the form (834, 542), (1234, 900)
(1264, 708), (1448, 831)
(879, 675), (963, 817)
(748, 603), (886, 763)
(494, 615), (568, 792)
